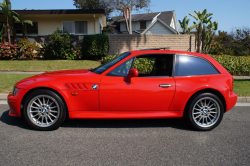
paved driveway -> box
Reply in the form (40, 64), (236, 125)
(0, 105), (249, 166)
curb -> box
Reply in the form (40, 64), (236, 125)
(1, 93), (250, 103)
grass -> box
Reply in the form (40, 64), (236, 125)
(233, 79), (250, 97)
(0, 74), (249, 97)
(0, 74), (35, 93)
(0, 60), (101, 72)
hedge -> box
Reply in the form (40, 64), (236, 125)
(102, 54), (250, 76)
(82, 34), (109, 60)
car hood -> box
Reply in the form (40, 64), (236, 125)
(15, 69), (101, 90)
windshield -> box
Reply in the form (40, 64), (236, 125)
(92, 52), (131, 74)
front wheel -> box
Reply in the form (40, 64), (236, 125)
(23, 89), (66, 131)
(186, 93), (224, 131)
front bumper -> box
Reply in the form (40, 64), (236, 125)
(8, 89), (28, 117)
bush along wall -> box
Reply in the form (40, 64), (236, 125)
(81, 34), (109, 60)
(44, 29), (82, 60)
(212, 55), (250, 76)
(103, 54), (250, 76)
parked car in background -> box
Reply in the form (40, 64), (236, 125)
(8, 48), (237, 131)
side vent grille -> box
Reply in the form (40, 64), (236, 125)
(65, 83), (89, 90)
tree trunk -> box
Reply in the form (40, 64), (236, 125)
(6, 17), (11, 43)
(128, 7), (132, 34)
(12, 25), (17, 44)
(123, 10), (129, 33)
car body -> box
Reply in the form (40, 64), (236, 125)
(8, 49), (238, 131)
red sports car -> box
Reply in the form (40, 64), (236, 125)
(8, 49), (237, 131)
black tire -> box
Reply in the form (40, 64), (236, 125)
(23, 89), (66, 131)
(186, 93), (224, 131)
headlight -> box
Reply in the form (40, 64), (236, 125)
(12, 87), (19, 96)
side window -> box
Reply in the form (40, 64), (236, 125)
(175, 55), (219, 76)
(106, 58), (134, 77)
(133, 55), (173, 77)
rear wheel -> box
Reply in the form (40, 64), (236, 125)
(186, 93), (224, 131)
(23, 89), (66, 131)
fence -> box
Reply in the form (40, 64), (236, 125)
(107, 34), (195, 55)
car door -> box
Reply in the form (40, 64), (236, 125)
(99, 54), (176, 111)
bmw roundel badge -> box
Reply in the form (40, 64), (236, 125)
(92, 84), (98, 90)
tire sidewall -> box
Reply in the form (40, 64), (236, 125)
(23, 89), (66, 131)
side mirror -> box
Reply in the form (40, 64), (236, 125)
(124, 68), (138, 82)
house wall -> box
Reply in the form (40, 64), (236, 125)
(120, 21), (152, 32)
(21, 14), (102, 35)
(145, 22), (174, 34)
(107, 34), (195, 55)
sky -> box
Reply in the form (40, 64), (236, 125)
(9, 0), (250, 33)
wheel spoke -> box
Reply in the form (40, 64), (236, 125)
(48, 115), (53, 122)
(37, 98), (43, 105)
(49, 113), (57, 118)
(31, 106), (39, 109)
(33, 101), (40, 107)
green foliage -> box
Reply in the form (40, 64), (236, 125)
(73, 0), (113, 17)
(0, 0), (20, 43)
(134, 57), (154, 74)
(212, 55), (250, 75)
(189, 9), (218, 53)
(82, 34), (109, 60)
(178, 16), (194, 34)
(0, 42), (18, 59)
(17, 38), (42, 60)
(44, 29), (81, 60)
(101, 55), (154, 74)
(209, 29), (250, 56)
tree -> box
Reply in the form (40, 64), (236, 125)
(178, 16), (195, 34)
(110, 0), (151, 34)
(73, 0), (151, 34)
(189, 9), (218, 53)
(18, 15), (33, 38)
(73, 0), (114, 17)
(0, 0), (20, 43)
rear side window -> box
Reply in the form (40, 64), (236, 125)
(174, 55), (219, 76)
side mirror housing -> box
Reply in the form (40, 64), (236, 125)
(124, 68), (138, 82)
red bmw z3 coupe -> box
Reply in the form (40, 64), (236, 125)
(8, 49), (237, 131)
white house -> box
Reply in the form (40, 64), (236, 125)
(108, 11), (178, 34)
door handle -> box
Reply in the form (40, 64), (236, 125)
(159, 84), (172, 87)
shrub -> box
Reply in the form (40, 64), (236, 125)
(18, 38), (42, 60)
(44, 29), (81, 60)
(212, 55), (250, 75)
(81, 34), (109, 60)
(101, 55), (154, 74)
(0, 42), (18, 60)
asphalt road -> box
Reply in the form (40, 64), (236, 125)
(0, 105), (249, 166)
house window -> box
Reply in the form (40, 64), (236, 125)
(14, 22), (38, 35)
(140, 21), (146, 29)
(63, 21), (87, 34)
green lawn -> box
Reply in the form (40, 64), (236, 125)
(0, 74), (35, 93)
(0, 60), (100, 72)
(233, 79), (250, 97)
(0, 74), (249, 97)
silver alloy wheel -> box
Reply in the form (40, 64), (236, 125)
(192, 97), (220, 128)
(27, 95), (60, 127)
